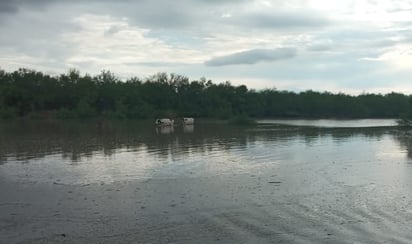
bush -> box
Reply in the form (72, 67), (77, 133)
(0, 107), (17, 119)
(76, 100), (96, 118)
(56, 108), (76, 119)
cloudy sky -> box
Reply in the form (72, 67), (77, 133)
(1, 0), (412, 94)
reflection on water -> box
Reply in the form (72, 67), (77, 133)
(156, 125), (174, 135)
(259, 118), (398, 128)
(393, 131), (412, 161)
(0, 119), (410, 183)
(155, 124), (194, 135)
(183, 124), (194, 133)
(0, 120), (400, 165)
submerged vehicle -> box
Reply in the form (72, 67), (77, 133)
(182, 117), (194, 125)
(155, 118), (174, 126)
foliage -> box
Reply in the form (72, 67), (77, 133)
(0, 68), (411, 120)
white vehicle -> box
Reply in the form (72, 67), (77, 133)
(155, 118), (174, 126)
(182, 117), (194, 125)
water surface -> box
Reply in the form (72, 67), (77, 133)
(1, 119), (412, 243)
(258, 118), (398, 128)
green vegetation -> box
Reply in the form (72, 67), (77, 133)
(0, 68), (411, 120)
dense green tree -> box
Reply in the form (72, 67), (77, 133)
(0, 68), (410, 120)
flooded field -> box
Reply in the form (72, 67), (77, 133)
(1, 119), (412, 243)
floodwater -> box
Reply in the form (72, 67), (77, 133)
(258, 118), (398, 128)
(1, 119), (412, 243)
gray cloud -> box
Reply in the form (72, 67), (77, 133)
(94, 1), (220, 29)
(125, 61), (190, 67)
(84, 1), (331, 31)
(0, 1), (18, 13)
(104, 25), (122, 37)
(205, 48), (297, 66)
(0, 0), (55, 14)
(225, 11), (330, 29)
(0, 0), (330, 31)
(1, 0), (412, 93)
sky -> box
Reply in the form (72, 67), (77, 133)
(1, 0), (412, 94)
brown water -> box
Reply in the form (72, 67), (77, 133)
(1, 119), (412, 243)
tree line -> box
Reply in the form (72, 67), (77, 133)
(0, 68), (411, 120)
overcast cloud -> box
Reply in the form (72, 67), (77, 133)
(1, 0), (412, 94)
(205, 48), (297, 66)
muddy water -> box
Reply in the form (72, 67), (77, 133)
(1, 119), (412, 243)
